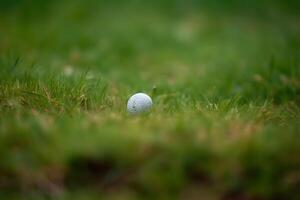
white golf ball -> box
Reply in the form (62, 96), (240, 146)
(127, 93), (153, 115)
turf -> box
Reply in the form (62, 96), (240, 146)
(0, 0), (300, 199)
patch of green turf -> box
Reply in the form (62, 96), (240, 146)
(0, 0), (300, 199)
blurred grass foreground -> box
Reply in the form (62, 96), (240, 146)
(0, 0), (300, 199)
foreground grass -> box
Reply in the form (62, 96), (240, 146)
(0, 0), (300, 199)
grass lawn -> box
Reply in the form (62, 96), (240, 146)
(0, 0), (299, 199)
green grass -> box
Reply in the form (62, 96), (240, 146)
(0, 0), (300, 199)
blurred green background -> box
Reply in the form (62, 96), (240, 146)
(0, 0), (299, 199)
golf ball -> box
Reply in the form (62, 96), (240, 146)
(127, 93), (153, 115)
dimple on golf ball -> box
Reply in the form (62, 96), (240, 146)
(127, 93), (153, 115)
